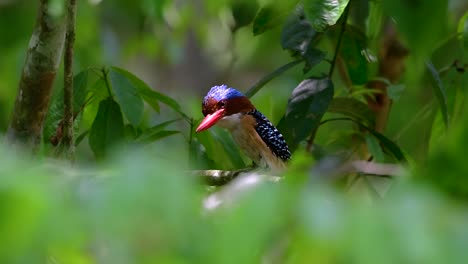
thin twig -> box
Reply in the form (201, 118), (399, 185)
(60, 0), (77, 159)
(328, 4), (350, 78)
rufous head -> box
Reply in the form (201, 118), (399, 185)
(196, 85), (254, 132)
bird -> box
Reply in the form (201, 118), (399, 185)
(196, 84), (291, 171)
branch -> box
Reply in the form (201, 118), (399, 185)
(59, 0), (77, 159)
(203, 171), (282, 210)
(193, 168), (272, 186)
(7, 0), (66, 150)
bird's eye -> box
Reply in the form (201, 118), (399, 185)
(219, 101), (226, 108)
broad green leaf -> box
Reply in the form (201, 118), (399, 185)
(108, 68), (144, 126)
(110, 66), (187, 117)
(281, 6), (326, 74)
(365, 134), (384, 162)
(366, 124), (406, 162)
(88, 98), (125, 160)
(82, 78), (108, 128)
(281, 6), (317, 54)
(213, 129), (246, 169)
(303, 0), (350, 32)
(426, 61), (449, 128)
(328, 97), (375, 127)
(366, 0), (383, 42)
(381, 0), (448, 60)
(73, 70), (89, 110)
(231, 0), (259, 31)
(341, 25), (368, 85)
(253, 1), (299, 36)
(253, 5), (282, 36)
(387, 83), (405, 101)
(195, 128), (236, 169)
(277, 78), (334, 152)
(137, 119), (180, 142)
(124, 124), (139, 140)
(189, 139), (215, 169)
(137, 130), (180, 143)
(74, 130), (89, 147)
(110, 66), (160, 113)
(349, 0), (368, 31)
(302, 46), (326, 73)
(139, 88), (184, 116)
(458, 11), (468, 50)
(322, 117), (406, 162)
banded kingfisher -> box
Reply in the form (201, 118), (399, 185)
(196, 85), (291, 171)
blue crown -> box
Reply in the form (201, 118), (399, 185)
(205, 85), (244, 102)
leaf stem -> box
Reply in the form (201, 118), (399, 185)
(328, 3), (350, 78)
(245, 59), (303, 98)
(101, 67), (113, 98)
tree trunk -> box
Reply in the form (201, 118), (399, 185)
(7, 0), (66, 150)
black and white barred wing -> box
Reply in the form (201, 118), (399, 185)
(250, 110), (291, 161)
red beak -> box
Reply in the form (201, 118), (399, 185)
(196, 109), (225, 132)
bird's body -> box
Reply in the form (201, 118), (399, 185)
(196, 85), (291, 171)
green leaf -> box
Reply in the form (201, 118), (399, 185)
(281, 6), (317, 53)
(124, 124), (139, 140)
(253, 1), (299, 36)
(140, 88), (184, 116)
(231, 0), (259, 31)
(195, 128), (236, 169)
(426, 61), (449, 128)
(73, 70), (90, 110)
(137, 119), (180, 142)
(387, 83), (405, 101)
(74, 130), (89, 147)
(281, 6), (326, 73)
(277, 78), (334, 152)
(302, 46), (326, 73)
(109, 66), (160, 113)
(458, 11), (468, 50)
(137, 130), (180, 143)
(108, 68), (144, 126)
(213, 129), (246, 169)
(109, 66), (186, 118)
(340, 25), (368, 85)
(321, 117), (406, 162)
(328, 97), (375, 127)
(367, 125), (405, 162)
(365, 134), (384, 162)
(82, 78), (108, 127)
(381, 0), (448, 60)
(303, 0), (350, 32)
(88, 98), (125, 160)
(189, 139), (215, 169)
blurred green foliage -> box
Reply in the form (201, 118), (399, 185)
(0, 142), (468, 263)
(0, 0), (468, 262)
